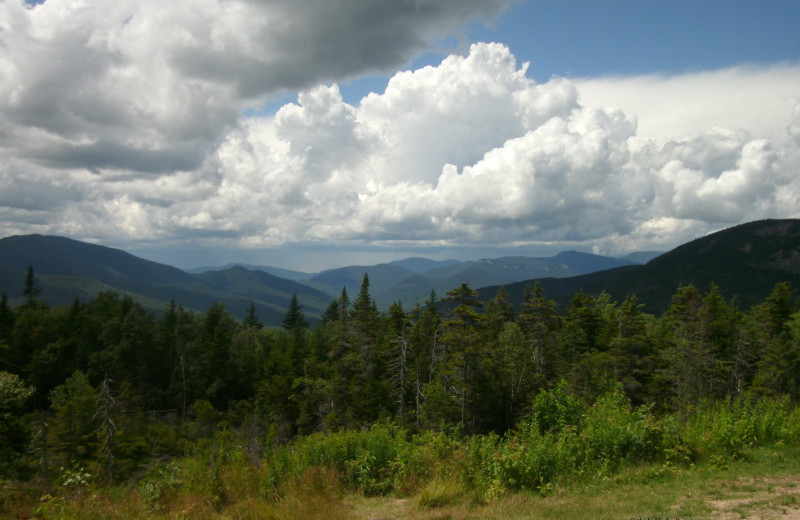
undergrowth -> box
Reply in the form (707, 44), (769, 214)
(5, 385), (800, 519)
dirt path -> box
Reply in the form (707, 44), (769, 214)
(708, 474), (800, 519)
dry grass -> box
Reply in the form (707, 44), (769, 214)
(348, 446), (800, 520)
(8, 446), (800, 520)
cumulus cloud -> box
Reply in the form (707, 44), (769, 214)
(0, 0), (511, 175)
(1, 1), (799, 265)
(159, 43), (797, 256)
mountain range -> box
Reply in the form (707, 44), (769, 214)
(1, 219), (798, 324)
(301, 250), (646, 308)
(0, 234), (331, 326)
(477, 219), (800, 314)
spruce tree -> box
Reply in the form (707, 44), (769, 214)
(282, 294), (307, 330)
(243, 302), (263, 330)
(22, 265), (41, 308)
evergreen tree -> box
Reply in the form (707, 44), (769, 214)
(659, 284), (704, 406)
(48, 371), (96, 468)
(0, 293), (13, 340)
(440, 283), (485, 432)
(410, 291), (441, 429)
(244, 301), (263, 330)
(752, 282), (799, 397)
(282, 295), (307, 331)
(696, 283), (736, 399)
(190, 302), (237, 409)
(484, 287), (514, 337)
(608, 294), (654, 405)
(518, 281), (560, 385)
(336, 287), (350, 323)
(351, 274), (378, 325)
(386, 301), (410, 423)
(22, 264), (41, 308)
(0, 293), (16, 371)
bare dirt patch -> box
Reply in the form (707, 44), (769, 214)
(709, 474), (800, 519)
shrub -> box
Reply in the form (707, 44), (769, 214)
(578, 385), (678, 471)
(530, 380), (584, 434)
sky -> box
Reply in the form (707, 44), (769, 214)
(1, 0), (799, 272)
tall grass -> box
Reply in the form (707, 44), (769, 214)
(11, 387), (800, 518)
(683, 395), (800, 461)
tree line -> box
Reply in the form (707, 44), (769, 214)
(0, 266), (798, 484)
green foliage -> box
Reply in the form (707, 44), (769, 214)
(683, 396), (797, 461)
(59, 464), (92, 489)
(137, 461), (180, 505)
(530, 380), (584, 434)
(48, 371), (97, 469)
(0, 371), (34, 475)
(2, 266), (800, 515)
(390, 428), (461, 495)
(268, 422), (405, 496)
(579, 385), (676, 470)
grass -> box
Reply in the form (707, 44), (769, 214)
(348, 445), (800, 520)
(6, 392), (799, 519)
(6, 446), (800, 519)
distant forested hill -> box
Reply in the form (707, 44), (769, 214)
(478, 219), (800, 314)
(0, 234), (331, 325)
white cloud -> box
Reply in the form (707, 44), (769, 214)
(575, 64), (800, 144)
(175, 43), (798, 256)
(1, 4), (799, 266)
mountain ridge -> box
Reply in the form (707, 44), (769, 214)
(3, 219), (795, 321)
(476, 219), (800, 314)
(0, 234), (331, 326)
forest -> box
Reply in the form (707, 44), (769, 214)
(1, 267), (799, 518)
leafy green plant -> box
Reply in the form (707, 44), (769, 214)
(137, 461), (180, 505)
(60, 464), (91, 489)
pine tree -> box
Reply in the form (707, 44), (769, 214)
(518, 281), (560, 384)
(48, 371), (96, 468)
(660, 284), (704, 406)
(0, 293), (15, 371)
(244, 302), (263, 330)
(441, 283), (484, 432)
(95, 375), (117, 484)
(281, 294), (307, 331)
(752, 282), (799, 397)
(386, 301), (409, 423)
(608, 294), (653, 404)
(22, 265), (41, 308)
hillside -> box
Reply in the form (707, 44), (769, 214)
(3, 220), (796, 321)
(0, 235), (331, 325)
(308, 251), (636, 308)
(478, 219), (800, 314)
(185, 263), (314, 280)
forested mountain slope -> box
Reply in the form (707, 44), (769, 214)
(0, 234), (331, 324)
(478, 219), (800, 313)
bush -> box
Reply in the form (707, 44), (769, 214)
(530, 380), (584, 434)
(684, 396), (796, 461)
(266, 422), (407, 496)
(580, 386), (674, 469)
(391, 428), (461, 495)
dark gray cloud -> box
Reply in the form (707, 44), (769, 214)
(27, 140), (207, 174)
(1, 0), (511, 175)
